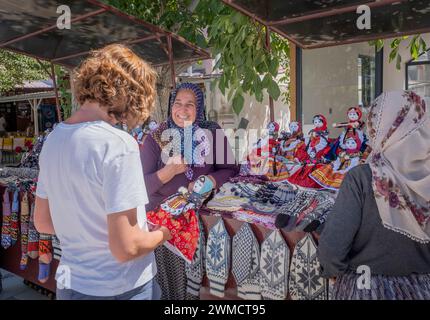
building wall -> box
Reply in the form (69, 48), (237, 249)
(301, 42), (375, 137)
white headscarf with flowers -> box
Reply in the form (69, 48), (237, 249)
(366, 91), (430, 243)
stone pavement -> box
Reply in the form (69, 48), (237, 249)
(0, 269), (51, 300)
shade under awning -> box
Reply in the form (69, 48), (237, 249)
(222, 0), (430, 49)
(0, 0), (210, 68)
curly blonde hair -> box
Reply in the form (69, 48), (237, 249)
(73, 44), (157, 127)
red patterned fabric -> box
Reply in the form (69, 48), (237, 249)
(288, 163), (324, 189)
(147, 208), (199, 263)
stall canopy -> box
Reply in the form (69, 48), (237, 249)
(222, 0), (430, 49)
(0, 0), (210, 68)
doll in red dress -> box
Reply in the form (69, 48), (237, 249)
(287, 115), (331, 188)
(310, 130), (363, 190)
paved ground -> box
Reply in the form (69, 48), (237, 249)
(0, 269), (50, 300)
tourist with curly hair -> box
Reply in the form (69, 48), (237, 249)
(34, 44), (171, 300)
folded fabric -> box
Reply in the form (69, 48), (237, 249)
(206, 219), (231, 298)
(233, 223), (262, 300)
(289, 234), (328, 300)
(275, 190), (336, 232)
(147, 207), (199, 263)
(242, 201), (279, 215)
(259, 230), (290, 300)
(275, 190), (318, 230)
(20, 192), (30, 270)
(1, 189), (12, 250)
(27, 202), (39, 259)
(185, 217), (206, 297)
(232, 210), (277, 230)
(52, 235), (62, 261)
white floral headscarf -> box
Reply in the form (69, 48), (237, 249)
(366, 91), (430, 243)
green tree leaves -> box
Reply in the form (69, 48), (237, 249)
(371, 35), (428, 70)
(0, 49), (47, 93)
(106, 0), (290, 115)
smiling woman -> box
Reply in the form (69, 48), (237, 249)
(140, 82), (238, 299)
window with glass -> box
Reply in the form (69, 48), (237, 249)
(406, 49), (430, 104)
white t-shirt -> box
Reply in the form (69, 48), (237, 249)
(36, 120), (156, 296)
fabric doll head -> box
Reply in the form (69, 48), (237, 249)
(192, 175), (214, 195)
(148, 120), (158, 131)
(308, 147), (317, 159)
(267, 121), (280, 134)
(289, 121), (301, 134)
(347, 106), (362, 122)
(344, 131), (362, 153)
(312, 115), (327, 131)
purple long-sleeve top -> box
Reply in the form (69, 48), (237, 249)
(140, 128), (239, 211)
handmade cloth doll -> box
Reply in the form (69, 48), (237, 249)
(299, 114), (331, 161)
(310, 131), (362, 190)
(147, 175), (214, 262)
(278, 121), (304, 160)
(131, 126), (145, 144)
(327, 106), (367, 161)
(287, 146), (325, 189)
(332, 106), (364, 131)
(253, 121), (280, 158)
(274, 121), (306, 179)
(246, 121), (279, 176)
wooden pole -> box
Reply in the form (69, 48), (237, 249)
(167, 35), (176, 88)
(50, 63), (63, 122)
(265, 26), (274, 122)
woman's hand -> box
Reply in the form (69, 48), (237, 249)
(157, 155), (187, 184)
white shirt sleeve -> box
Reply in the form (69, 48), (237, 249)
(103, 150), (149, 215)
(36, 172), (48, 199)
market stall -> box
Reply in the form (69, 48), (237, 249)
(0, 0), (210, 294)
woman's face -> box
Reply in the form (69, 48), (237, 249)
(172, 90), (197, 128)
(348, 110), (359, 121)
(313, 117), (324, 128)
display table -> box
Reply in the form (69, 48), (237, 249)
(198, 211), (318, 300)
(0, 185), (57, 293)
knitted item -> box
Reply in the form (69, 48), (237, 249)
(185, 218), (206, 297)
(238, 235), (262, 300)
(289, 234), (328, 300)
(155, 245), (187, 300)
(27, 202), (39, 259)
(232, 223), (261, 300)
(38, 234), (52, 283)
(275, 190), (317, 230)
(52, 235), (62, 261)
(1, 190), (12, 249)
(232, 223), (254, 285)
(206, 218), (231, 298)
(296, 192), (336, 232)
(9, 190), (20, 246)
(259, 230), (289, 300)
(19, 192), (30, 270)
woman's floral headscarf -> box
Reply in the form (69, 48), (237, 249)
(367, 91), (430, 243)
